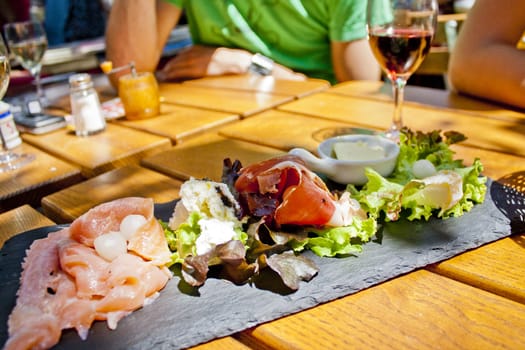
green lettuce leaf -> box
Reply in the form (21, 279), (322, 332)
(390, 129), (465, 184)
(294, 216), (377, 258)
(348, 129), (487, 222)
(163, 211), (202, 265)
(442, 158), (486, 218)
(348, 168), (404, 221)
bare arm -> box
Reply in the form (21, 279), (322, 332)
(331, 39), (382, 82)
(105, 0), (182, 87)
(159, 45), (306, 81)
(448, 0), (525, 109)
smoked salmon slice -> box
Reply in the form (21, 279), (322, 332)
(4, 197), (172, 350)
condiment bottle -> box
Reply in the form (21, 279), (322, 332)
(118, 71), (160, 120)
(0, 101), (22, 149)
(69, 73), (106, 136)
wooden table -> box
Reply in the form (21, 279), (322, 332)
(141, 133), (284, 182)
(182, 74), (330, 98)
(41, 165), (183, 223)
(22, 123), (172, 178)
(2, 77), (524, 350)
(0, 143), (83, 212)
(115, 104), (239, 144)
(0, 205), (55, 249)
(159, 83), (294, 118)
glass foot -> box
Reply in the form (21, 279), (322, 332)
(0, 151), (35, 173)
(383, 129), (400, 142)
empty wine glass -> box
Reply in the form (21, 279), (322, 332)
(367, 0), (438, 140)
(0, 35), (35, 173)
(3, 20), (48, 107)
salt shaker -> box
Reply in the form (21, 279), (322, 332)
(69, 73), (106, 136)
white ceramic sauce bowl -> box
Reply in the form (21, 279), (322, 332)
(289, 134), (400, 185)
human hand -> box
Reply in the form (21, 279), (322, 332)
(157, 45), (213, 81)
(157, 45), (306, 81)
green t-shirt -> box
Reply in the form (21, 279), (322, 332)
(165, 0), (369, 83)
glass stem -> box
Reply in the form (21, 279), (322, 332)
(391, 77), (407, 134)
(35, 69), (44, 102)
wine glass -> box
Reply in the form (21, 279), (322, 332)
(367, 0), (438, 140)
(3, 20), (48, 107)
(0, 35), (35, 172)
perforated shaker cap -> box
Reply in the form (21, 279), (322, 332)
(69, 73), (94, 91)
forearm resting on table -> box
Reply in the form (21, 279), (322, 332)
(205, 47), (307, 81)
(159, 46), (306, 81)
(448, 45), (525, 110)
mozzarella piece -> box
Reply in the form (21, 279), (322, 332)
(195, 218), (237, 256)
(412, 159), (437, 179)
(94, 231), (128, 261)
(119, 214), (147, 240)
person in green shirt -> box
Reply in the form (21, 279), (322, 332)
(105, 0), (381, 86)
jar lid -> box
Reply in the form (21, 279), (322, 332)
(69, 73), (93, 90)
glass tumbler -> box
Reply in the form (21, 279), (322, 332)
(118, 72), (160, 120)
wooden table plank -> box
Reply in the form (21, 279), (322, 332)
(428, 236), (525, 304)
(328, 80), (525, 122)
(41, 165), (182, 223)
(0, 205), (55, 248)
(22, 123), (171, 178)
(183, 74), (330, 98)
(0, 143), (83, 212)
(159, 83), (294, 118)
(191, 336), (253, 350)
(219, 109), (525, 173)
(277, 92), (525, 157)
(141, 133), (284, 182)
(218, 109), (356, 152)
(115, 104), (239, 144)
(239, 270), (525, 349)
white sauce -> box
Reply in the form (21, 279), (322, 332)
(333, 141), (385, 161)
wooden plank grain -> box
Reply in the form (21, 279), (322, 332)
(0, 205), (55, 248)
(183, 74), (330, 98)
(277, 92), (525, 157)
(116, 104), (239, 144)
(0, 143), (83, 212)
(328, 80), (525, 122)
(428, 236), (525, 304)
(22, 124), (171, 177)
(41, 165), (182, 223)
(190, 336), (253, 350)
(141, 133), (283, 182)
(239, 270), (525, 350)
(218, 109), (356, 152)
(159, 83), (293, 118)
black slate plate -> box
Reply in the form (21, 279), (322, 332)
(1, 178), (523, 350)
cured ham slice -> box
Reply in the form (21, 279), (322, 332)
(4, 197), (172, 350)
(234, 155), (365, 227)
